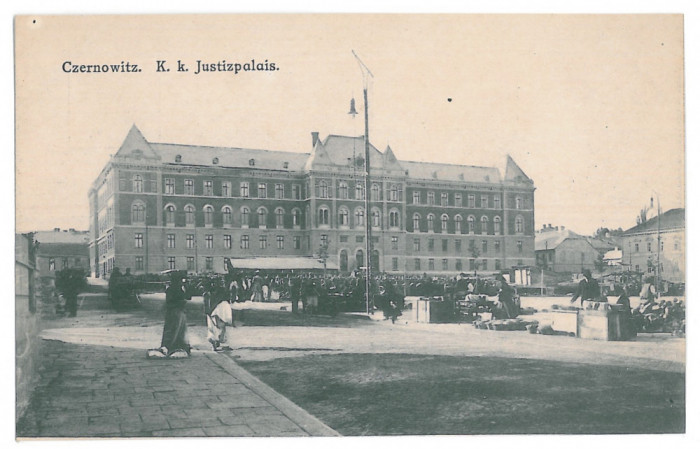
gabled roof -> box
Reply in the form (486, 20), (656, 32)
(535, 228), (586, 251)
(504, 155), (533, 184)
(622, 208), (685, 235)
(114, 125), (160, 160)
(400, 160), (501, 184)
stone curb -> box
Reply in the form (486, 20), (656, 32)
(205, 353), (340, 437)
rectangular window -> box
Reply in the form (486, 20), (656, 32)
(241, 235), (250, 249)
(277, 235), (284, 249)
(259, 236), (268, 249)
(135, 256), (144, 271)
(468, 194), (475, 208)
(442, 239), (448, 252)
(495, 240), (501, 252)
(428, 239), (434, 251)
(186, 234), (195, 249)
(184, 179), (194, 195)
(204, 180), (213, 196)
(240, 182), (249, 198)
(635, 243), (639, 252)
(495, 259), (501, 271)
(428, 259), (435, 271)
(455, 239), (462, 253)
(49, 258), (55, 271)
(340, 235), (349, 243)
(224, 235), (232, 249)
(482, 259), (488, 271)
(494, 195), (501, 209)
(186, 257), (195, 271)
(413, 191), (420, 204)
(165, 178), (175, 194)
(442, 259), (448, 271)
(414, 258), (421, 271)
(292, 184), (301, 200)
(294, 236), (301, 249)
(661, 241), (664, 251)
(356, 236), (364, 243)
(481, 195), (488, 209)
(275, 183), (284, 199)
(647, 242), (652, 252)
(392, 257), (399, 271)
(168, 257), (176, 270)
(321, 234), (329, 247)
(205, 257), (213, 271)
(517, 240), (523, 253)
(469, 259), (475, 270)
(258, 183), (267, 198)
(414, 238), (421, 251)
(167, 234), (176, 249)
(427, 192), (435, 205)
(455, 259), (462, 272)
(134, 233), (143, 248)
(482, 240), (488, 254)
(205, 235), (213, 249)
(455, 193), (462, 208)
(441, 192), (448, 207)
(392, 236), (399, 250)
(221, 181), (231, 197)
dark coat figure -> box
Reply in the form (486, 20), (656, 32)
(615, 286), (636, 340)
(160, 275), (191, 357)
(570, 269), (602, 307)
(55, 269), (86, 317)
(496, 275), (518, 319)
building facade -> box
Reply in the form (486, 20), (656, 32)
(535, 226), (601, 273)
(33, 228), (90, 281)
(88, 126), (535, 278)
(619, 208), (685, 284)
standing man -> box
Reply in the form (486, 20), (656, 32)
(570, 269), (602, 307)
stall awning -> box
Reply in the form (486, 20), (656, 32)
(227, 257), (338, 271)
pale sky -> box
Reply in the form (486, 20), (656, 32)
(15, 14), (685, 236)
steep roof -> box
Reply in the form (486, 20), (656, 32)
(400, 160), (501, 184)
(622, 208), (685, 235)
(535, 228), (586, 251)
(150, 142), (309, 172)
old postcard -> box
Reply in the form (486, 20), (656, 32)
(14, 14), (686, 440)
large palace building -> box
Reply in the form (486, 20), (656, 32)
(88, 125), (535, 278)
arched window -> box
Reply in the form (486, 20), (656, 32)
(133, 175), (143, 193)
(184, 204), (195, 225)
(340, 250), (349, 272)
(355, 208), (365, 227)
(131, 202), (145, 224)
(356, 249), (364, 268)
(427, 214), (435, 232)
(516, 196), (523, 210)
(454, 215), (463, 233)
(292, 208), (301, 227)
(493, 216), (502, 235)
(389, 210), (400, 228)
(241, 207), (250, 226)
(467, 215), (475, 234)
(257, 207), (268, 228)
(339, 208), (349, 227)
(203, 205), (214, 226)
(355, 183), (365, 200)
(371, 249), (380, 272)
(275, 208), (285, 228)
(515, 215), (524, 234)
(481, 216), (489, 234)
(371, 183), (381, 201)
(318, 206), (330, 226)
(338, 182), (349, 199)
(164, 204), (176, 225)
(390, 184), (399, 201)
(441, 214), (449, 232)
(222, 206), (232, 226)
(413, 213), (421, 232)
(371, 208), (381, 228)
(318, 181), (329, 198)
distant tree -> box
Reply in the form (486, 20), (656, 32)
(468, 240), (481, 275)
(636, 205), (649, 225)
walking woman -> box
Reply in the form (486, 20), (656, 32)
(149, 272), (191, 358)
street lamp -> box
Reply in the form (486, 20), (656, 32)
(651, 192), (662, 298)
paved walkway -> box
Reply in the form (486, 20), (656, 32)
(16, 295), (339, 438)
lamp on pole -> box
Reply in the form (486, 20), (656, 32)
(352, 50), (374, 315)
(651, 192), (662, 299)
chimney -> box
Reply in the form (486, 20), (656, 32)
(53, 227), (60, 232)
(561, 226), (565, 230)
(311, 132), (319, 148)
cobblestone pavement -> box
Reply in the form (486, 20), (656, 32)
(16, 294), (339, 438)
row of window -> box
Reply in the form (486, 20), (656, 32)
(135, 233), (303, 250)
(633, 241), (679, 252)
